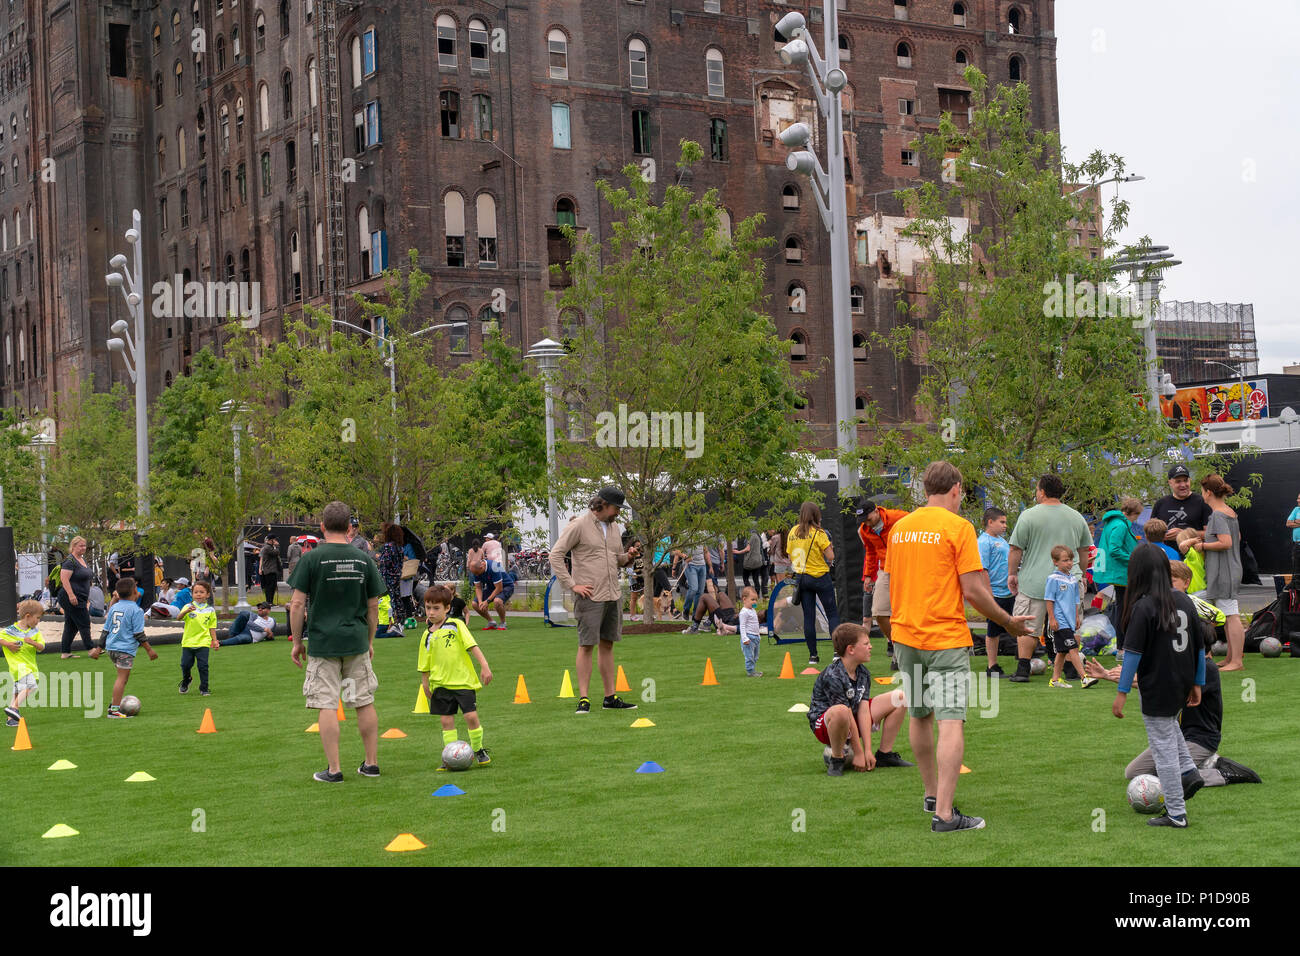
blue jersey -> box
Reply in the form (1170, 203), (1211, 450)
(977, 532), (1011, 598)
(474, 558), (510, 597)
(172, 587), (192, 608)
(1044, 571), (1080, 632)
(103, 600), (146, 654)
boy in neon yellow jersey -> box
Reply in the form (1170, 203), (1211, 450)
(3, 600), (46, 726)
(1175, 529), (1208, 595)
(177, 580), (219, 696)
(419, 585), (493, 768)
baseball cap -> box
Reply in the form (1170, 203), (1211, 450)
(597, 486), (626, 508)
(853, 495), (876, 517)
(484, 533), (496, 540)
(175, 577), (190, 586)
(1168, 465), (1191, 479)
(349, 516), (360, 527)
(256, 601), (270, 610)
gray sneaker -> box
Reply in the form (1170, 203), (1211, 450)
(313, 769), (344, 783)
(932, 810), (986, 833)
(826, 757), (845, 777)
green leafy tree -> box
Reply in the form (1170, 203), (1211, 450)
(0, 408), (42, 547)
(552, 142), (813, 618)
(857, 69), (1181, 517)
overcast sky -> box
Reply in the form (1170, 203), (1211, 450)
(1055, 0), (1300, 375)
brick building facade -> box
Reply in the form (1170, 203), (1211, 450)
(7, 0), (1059, 450)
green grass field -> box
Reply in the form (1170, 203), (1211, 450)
(4, 617), (1295, 866)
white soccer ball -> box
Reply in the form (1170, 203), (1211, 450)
(1259, 637), (1282, 658)
(119, 695), (141, 717)
(1211, 641), (1228, 656)
(822, 744), (853, 762)
(442, 740), (474, 771)
(1029, 657), (1047, 675)
(1127, 774), (1164, 814)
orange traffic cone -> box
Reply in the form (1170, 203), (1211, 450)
(197, 708), (217, 734)
(778, 652), (795, 679)
(11, 717), (32, 751)
(616, 665), (632, 693)
(336, 699), (346, 721)
(513, 675), (531, 704)
(701, 658), (719, 686)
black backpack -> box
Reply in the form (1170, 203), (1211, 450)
(1244, 588), (1300, 655)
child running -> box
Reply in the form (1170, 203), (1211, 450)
(3, 599), (47, 726)
(1111, 545), (1207, 828)
(101, 577), (158, 718)
(1044, 546), (1098, 688)
(177, 579), (219, 696)
(419, 585), (494, 768)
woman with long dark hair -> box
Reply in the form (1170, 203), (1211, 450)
(785, 501), (839, 664)
(377, 522), (412, 628)
(1113, 544), (1206, 827)
(1198, 474), (1245, 671)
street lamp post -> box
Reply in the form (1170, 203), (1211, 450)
(105, 209), (150, 518)
(527, 337), (567, 622)
(774, 4), (857, 492)
(330, 318), (467, 524)
(219, 400), (253, 610)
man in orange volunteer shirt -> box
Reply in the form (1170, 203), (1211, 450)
(886, 462), (1030, 833)
(856, 497), (909, 671)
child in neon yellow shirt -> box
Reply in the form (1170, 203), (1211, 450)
(419, 585), (492, 768)
(3, 600), (46, 726)
(178, 580), (219, 696)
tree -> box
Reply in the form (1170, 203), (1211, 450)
(855, 68), (1179, 517)
(44, 380), (137, 549)
(551, 142), (813, 618)
(0, 408), (42, 547)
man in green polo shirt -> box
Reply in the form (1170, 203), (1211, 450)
(289, 500), (387, 783)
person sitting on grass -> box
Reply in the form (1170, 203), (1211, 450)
(374, 594), (404, 638)
(100, 578), (158, 719)
(420, 585), (493, 768)
(808, 623), (912, 776)
(220, 602), (278, 646)
(1087, 562), (1260, 789)
(1044, 546), (1098, 689)
(3, 599), (47, 727)
(1145, 518), (1181, 562)
(469, 557), (513, 631)
(681, 579), (737, 634)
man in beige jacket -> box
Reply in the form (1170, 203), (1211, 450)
(550, 486), (641, 714)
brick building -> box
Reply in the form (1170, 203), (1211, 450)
(7, 0), (1059, 450)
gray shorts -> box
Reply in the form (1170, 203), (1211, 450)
(108, 650), (136, 670)
(575, 596), (621, 647)
(895, 644), (970, 721)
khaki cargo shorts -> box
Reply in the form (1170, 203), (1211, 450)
(303, 654), (379, 710)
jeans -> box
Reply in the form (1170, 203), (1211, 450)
(798, 572), (840, 658)
(742, 637), (761, 675)
(1141, 712), (1197, 818)
(59, 594), (93, 654)
(220, 612), (253, 646)
(180, 647), (210, 692)
(683, 564), (707, 620)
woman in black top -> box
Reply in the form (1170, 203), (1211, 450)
(58, 536), (100, 659)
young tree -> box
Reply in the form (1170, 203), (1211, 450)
(551, 142), (813, 620)
(857, 68), (1180, 517)
(0, 408), (42, 547)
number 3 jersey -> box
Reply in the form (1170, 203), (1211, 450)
(1123, 591), (1203, 717)
(417, 617), (482, 691)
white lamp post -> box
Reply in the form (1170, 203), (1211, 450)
(774, 4), (857, 492)
(105, 209), (150, 518)
(219, 400), (253, 610)
(527, 337), (567, 621)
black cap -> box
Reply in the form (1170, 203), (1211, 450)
(597, 486), (626, 508)
(853, 496), (876, 517)
(349, 516), (360, 527)
(256, 601), (270, 610)
(1168, 465), (1191, 479)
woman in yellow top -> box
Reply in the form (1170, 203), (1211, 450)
(786, 501), (839, 664)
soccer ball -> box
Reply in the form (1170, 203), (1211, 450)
(119, 695), (141, 717)
(442, 740), (474, 771)
(822, 744), (853, 762)
(1029, 657), (1046, 675)
(1127, 774), (1164, 814)
(1259, 637), (1282, 658)
(1211, 641), (1228, 656)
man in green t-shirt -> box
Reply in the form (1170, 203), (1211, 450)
(1006, 474), (1093, 683)
(289, 500), (387, 783)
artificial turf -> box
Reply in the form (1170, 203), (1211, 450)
(4, 617), (1295, 866)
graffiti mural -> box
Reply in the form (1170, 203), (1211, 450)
(1160, 380), (1269, 431)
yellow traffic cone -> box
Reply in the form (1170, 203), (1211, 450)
(558, 669), (575, 699)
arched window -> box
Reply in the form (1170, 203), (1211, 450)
(555, 196), (576, 227)
(220, 103), (230, 151)
(784, 236), (803, 263)
(838, 34), (851, 61)
(955, 48), (969, 66)
(1009, 55), (1023, 82)
(1008, 7), (1023, 34)
(852, 331), (868, 360)
(174, 60), (184, 96)
(548, 29), (568, 80)
(155, 73), (164, 108)
(705, 47), (724, 97)
(855, 393), (867, 412)
(477, 193), (497, 266)
(235, 96), (245, 140)
(782, 183), (799, 209)
(789, 330), (807, 361)
(628, 38), (647, 90)
(447, 306), (470, 353)
(256, 11), (266, 51)
(468, 18), (488, 72)
(896, 41), (912, 68)
(258, 82), (270, 131)
(289, 231), (302, 300)
(172, 9), (182, 42)
(350, 35), (362, 87)
(226, 253), (236, 283)
(952, 2), (967, 27)
(437, 14), (457, 69)
(280, 0), (291, 37)
(236, 161), (247, 203)
(282, 70), (293, 118)
(717, 208), (732, 240)
(192, 0), (200, 21)
(286, 139), (297, 188)
(787, 282), (806, 313)
(478, 303), (502, 337)
(260, 150), (272, 195)
(241, 248), (251, 283)
(216, 34), (226, 72)
(157, 136), (167, 175)
(232, 25), (240, 59)
(444, 191), (465, 267)
(152, 24), (162, 56)
(308, 58), (318, 108)
(358, 205), (371, 274)
(178, 127), (188, 168)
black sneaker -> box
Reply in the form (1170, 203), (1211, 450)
(826, 757), (845, 777)
(1181, 768), (1205, 802)
(357, 763), (380, 777)
(5, 717), (17, 727)
(808, 655), (820, 665)
(986, 664), (1006, 679)
(889, 658), (899, 672)
(874, 749), (915, 768)
(1008, 664), (1031, 682)
(932, 810), (986, 832)
(178, 681), (191, 695)
(575, 698), (591, 715)
(475, 748), (492, 766)
(1215, 756), (1262, 784)
(200, 689), (211, 697)
(1147, 811), (1188, 828)
(313, 769), (344, 783)
(602, 695), (637, 710)
(3, 705), (19, 721)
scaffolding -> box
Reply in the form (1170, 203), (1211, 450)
(1154, 301), (1258, 384)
